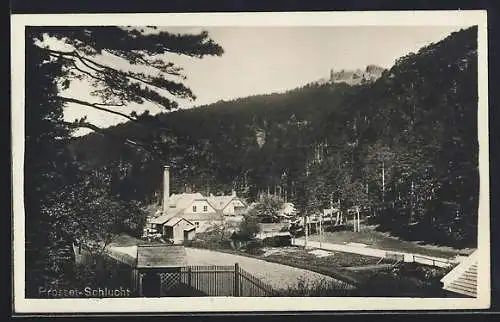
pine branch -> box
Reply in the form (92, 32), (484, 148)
(62, 121), (167, 162)
(75, 52), (194, 99)
(59, 96), (136, 122)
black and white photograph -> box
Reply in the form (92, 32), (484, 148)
(12, 11), (490, 313)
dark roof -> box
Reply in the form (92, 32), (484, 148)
(136, 245), (187, 268)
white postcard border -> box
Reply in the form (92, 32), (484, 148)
(11, 10), (490, 313)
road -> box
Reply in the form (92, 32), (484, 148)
(293, 238), (455, 268)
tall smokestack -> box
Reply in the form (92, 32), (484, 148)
(163, 166), (170, 215)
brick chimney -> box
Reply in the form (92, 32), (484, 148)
(163, 166), (170, 215)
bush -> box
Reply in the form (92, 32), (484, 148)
(238, 214), (260, 240)
(262, 235), (291, 247)
(325, 224), (349, 233)
(279, 277), (354, 297)
(244, 240), (264, 255)
(279, 225), (290, 232)
(183, 237), (232, 251)
(352, 263), (448, 297)
(184, 228), (234, 251)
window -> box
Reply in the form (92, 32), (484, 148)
(203, 205), (208, 212)
(192, 205), (197, 212)
(195, 222), (200, 228)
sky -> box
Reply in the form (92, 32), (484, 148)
(54, 26), (467, 136)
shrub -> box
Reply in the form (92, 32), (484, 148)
(262, 235), (291, 247)
(279, 225), (290, 232)
(183, 237), (232, 251)
(325, 224), (349, 233)
(352, 263), (448, 297)
(244, 240), (264, 255)
(279, 277), (354, 297)
(238, 214), (260, 240)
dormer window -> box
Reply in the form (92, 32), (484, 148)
(192, 206), (197, 212)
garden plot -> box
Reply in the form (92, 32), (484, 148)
(261, 246), (300, 257)
(308, 249), (334, 258)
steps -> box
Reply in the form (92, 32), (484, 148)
(442, 261), (477, 297)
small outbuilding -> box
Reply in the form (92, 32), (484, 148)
(135, 244), (188, 297)
(149, 216), (196, 244)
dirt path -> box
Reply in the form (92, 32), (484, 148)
(293, 239), (455, 268)
(184, 247), (343, 290)
(306, 230), (474, 258)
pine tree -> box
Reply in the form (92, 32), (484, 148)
(25, 26), (224, 291)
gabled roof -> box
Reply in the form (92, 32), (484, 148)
(136, 245), (187, 269)
(148, 193), (206, 224)
(207, 195), (247, 211)
(207, 196), (234, 210)
(149, 214), (169, 225)
(168, 193), (205, 211)
(164, 216), (195, 228)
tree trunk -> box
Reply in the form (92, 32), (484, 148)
(304, 214), (308, 249)
(410, 180), (415, 223)
(319, 214), (323, 247)
(357, 206), (361, 232)
(382, 161), (385, 204)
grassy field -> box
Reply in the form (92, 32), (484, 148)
(257, 247), (395, 285)
(307, 227), (475, 258)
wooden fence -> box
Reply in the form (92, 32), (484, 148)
(156, 263), (276, 297)
(411, 254), (453, 267)
(178, 265), (237, 296)
(237, 265), (276, 296)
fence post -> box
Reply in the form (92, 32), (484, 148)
(138, 272), (143, 297)
(187, 267), (192, 287)
(234, 263), (240, 297)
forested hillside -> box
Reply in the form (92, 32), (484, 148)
(70, 26), (479, 247)
(70, 80), (361, 200)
